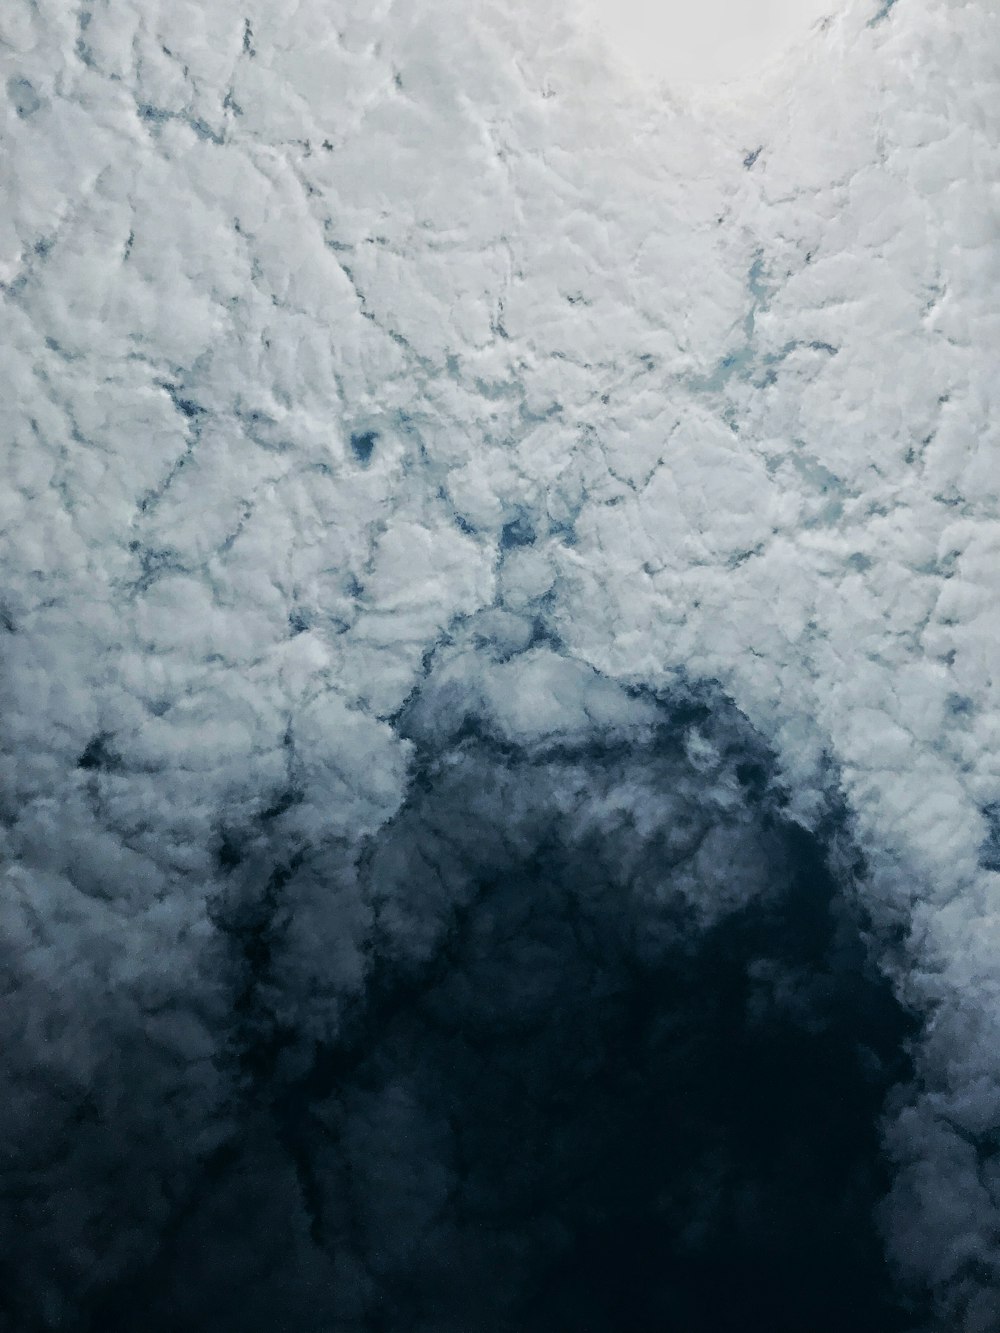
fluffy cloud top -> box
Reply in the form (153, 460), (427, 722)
(1, 0), (999, 1328)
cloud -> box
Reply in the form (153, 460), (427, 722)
(581, 0), (838, 87)
(1, 0), (998, 1327)
(3, 640), (921, 1331)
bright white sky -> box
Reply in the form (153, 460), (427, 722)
(582, 0), (837, 86)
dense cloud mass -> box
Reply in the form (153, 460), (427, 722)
(1, 0), (999, 1328)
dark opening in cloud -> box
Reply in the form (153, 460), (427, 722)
(13, 659), (922, 1333)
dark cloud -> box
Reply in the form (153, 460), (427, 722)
(1, 660), (924, 1332)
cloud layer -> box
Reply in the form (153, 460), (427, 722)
(1, 0), (999, 1327)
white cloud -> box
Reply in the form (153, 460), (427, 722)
(1, 0), (999, 1325)
(579, 0), (840, 87)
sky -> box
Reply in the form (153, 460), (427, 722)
(582, 0), (839, 85)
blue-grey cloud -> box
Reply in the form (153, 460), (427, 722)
(1, 0), (998, 1328)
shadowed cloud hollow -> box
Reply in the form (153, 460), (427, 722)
(7, 645), (919, 1331)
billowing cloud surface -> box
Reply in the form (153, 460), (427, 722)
(582, 0), (836, 87)
(0, 0), (998, 1329)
